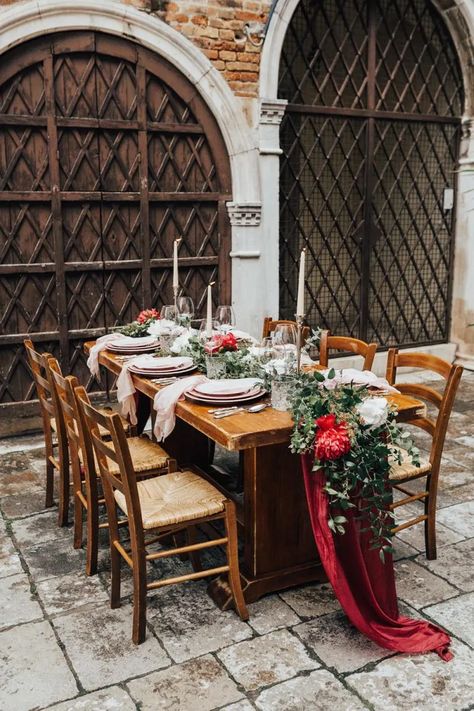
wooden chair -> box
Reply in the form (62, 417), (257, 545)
(319, 330), (377, 370)
(24, 339), (69, 526)
(262, 316), (310, 343)
(48, 358), (174, 576)
(74, 385), (249, 643)
(386, 349), (463, 559)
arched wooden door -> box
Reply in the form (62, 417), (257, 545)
(0, 32), (231, 412)
(278, 0), (464, 347)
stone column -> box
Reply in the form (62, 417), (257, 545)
(451, 118), (474, 366)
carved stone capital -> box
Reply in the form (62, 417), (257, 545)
(226, 202), (262, 226)
(259, 98), (288, 125)
(459, 117), (474, 168)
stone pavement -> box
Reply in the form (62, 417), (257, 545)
(1, 373), (474, 711)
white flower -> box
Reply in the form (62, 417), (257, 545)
(356, 397), (389, 428)
(170, 329), (196, 354)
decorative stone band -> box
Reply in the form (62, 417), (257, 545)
(259, 98), (288, 125)
(226, 201), (262, 226)
(460, 117), (474, 167)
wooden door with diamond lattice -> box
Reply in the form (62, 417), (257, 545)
(0, 33), (231, 415)
(278, 0), (463, 347)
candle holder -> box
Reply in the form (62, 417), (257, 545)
(295, 314), (305, 374)
(173, 285), (179, 311)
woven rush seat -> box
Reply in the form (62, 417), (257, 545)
(114, 469), (226, 529)
(389, 446), (431, 481)
(80, 435), (169, 475)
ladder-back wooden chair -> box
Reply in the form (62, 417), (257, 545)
(386, 349), (463, 559)
(262, 316), (310, 343)
(48, 358), (174, 576)
(75, 385), (249, 644)
(24, 339), (69, 526)
(319, 331), (377, 370)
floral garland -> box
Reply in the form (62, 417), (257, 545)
(289, 369), (420, 560)
(118, 309), (160, 338)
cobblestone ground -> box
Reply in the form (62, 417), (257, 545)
(1, 373), (474, 711)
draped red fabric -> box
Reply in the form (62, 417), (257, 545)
(301, 453), (453, 661)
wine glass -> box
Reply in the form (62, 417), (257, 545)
(214, 305), (235, 333)
(177, 296), (194, 327)
(160, 304), (179, 326)
(256, 337), (274, 365)
(198, 319), (220, 343)
(271, 323), (297, 348)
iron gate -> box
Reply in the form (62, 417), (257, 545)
(0, 32), (231, 410)
(278, 0), (463, 346)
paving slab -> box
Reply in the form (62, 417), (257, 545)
(396, 519), (464, 551)
(11, 510), (71, 547)
(148, 582), (252, 662)
(0, 489), (50, 519)
(279, 582), (340, 618)
(394, 560), (459, 609)
(223, 701), (255, 711)
(247, 594), (300, 635)
(47, 686), (137, 710)
(217, 629), (319, 692)
(424, 592), (474, 648)
(21, 536), (85, 582)
(0, 531), (23, 579)
(294, 613), (393, 673)
(35, 571), (109, 616)
(0, 572), (43, 629)
(126, 654), (242, 711)
(346, 639), (474, 711)
(255, 669), (368, 710)
(437, 501), (474, 538)
(0, 466), (43, 497)
(417, 538), (474, 592)
(0, 620), (77, 711)
(52, 603), (170, 691)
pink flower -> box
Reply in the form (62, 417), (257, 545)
(314, 415), (351, 461)
(136, 309), (160, 324)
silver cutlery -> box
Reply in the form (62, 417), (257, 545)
(213, 403), (269, 419)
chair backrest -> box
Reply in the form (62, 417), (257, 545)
(74, 386), (144, 542)
(24, 339), (64, 451)
(262, 317), (310, 343)
(318, 331), (377, 370)
(386, 349), (463, 473)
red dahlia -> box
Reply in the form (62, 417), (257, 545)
(314, 415), (351, 461)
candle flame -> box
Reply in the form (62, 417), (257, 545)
(175, 237), (182, 245)
(209, 281), (215, 286)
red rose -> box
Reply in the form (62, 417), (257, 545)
(220, 332), (238, 352)
(315, 414), (337, 431)
(137, 308), (160, 324)
(315, 424), (351, 461)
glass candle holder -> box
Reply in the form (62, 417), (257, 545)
(159, 332), (174, 356)
(205, 353), (227, 379)
(271, 376), (296, 412)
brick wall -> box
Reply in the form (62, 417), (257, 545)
(151, 1), (271, 97)
(0, 0), (272, 97)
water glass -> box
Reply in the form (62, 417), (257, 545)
(159, 331), (174, 355)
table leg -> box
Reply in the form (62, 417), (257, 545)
(208, 442), (326, 609)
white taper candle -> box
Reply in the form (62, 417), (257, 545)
(206, 282), (214, 337)
(296, 248), (306, 317)
(172, 238), (181, 289)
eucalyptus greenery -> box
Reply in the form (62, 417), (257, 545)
(289, 369), (420, 561)
(118, 320), (154, 338)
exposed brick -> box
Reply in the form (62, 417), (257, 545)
(219, 50), (237, 61)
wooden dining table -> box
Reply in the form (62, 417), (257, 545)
(85, 342), (427, 609)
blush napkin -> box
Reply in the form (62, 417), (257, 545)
(86, 333), (123, 377)
(153, 374), (208, 441)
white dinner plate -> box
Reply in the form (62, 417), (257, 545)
(193, 378), (262, 397)
(185, 387), (265, 405)
(129, 365), (197, 377)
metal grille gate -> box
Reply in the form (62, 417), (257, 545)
(0, 32), (231, 410)
(278, 0), (463, 346)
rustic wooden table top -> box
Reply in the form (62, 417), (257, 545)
(85, 342), (427, 452)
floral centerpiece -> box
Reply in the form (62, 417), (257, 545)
(118, 308), (160, 338)
(289, 369), (419, 559)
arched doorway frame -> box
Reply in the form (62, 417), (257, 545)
(0, 0), (262, 333)
(258, 0), (474, 364)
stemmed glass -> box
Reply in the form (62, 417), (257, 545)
(271, 323), (297, 347)
(214, 305), (235, 333)
(160, 305), (179, 324)
(176, 296), (194, 327)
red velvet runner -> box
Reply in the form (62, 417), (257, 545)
(301, 453), (453, 661)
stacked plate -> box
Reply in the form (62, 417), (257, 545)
(185, 378), (265, 405)
(107, 335), (159, 354)
(128, 355), (195, 377)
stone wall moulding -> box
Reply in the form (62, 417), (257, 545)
(226, 202), (262, 227)
(259, 99), (288, 125)
(0, 0), (261, 207)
